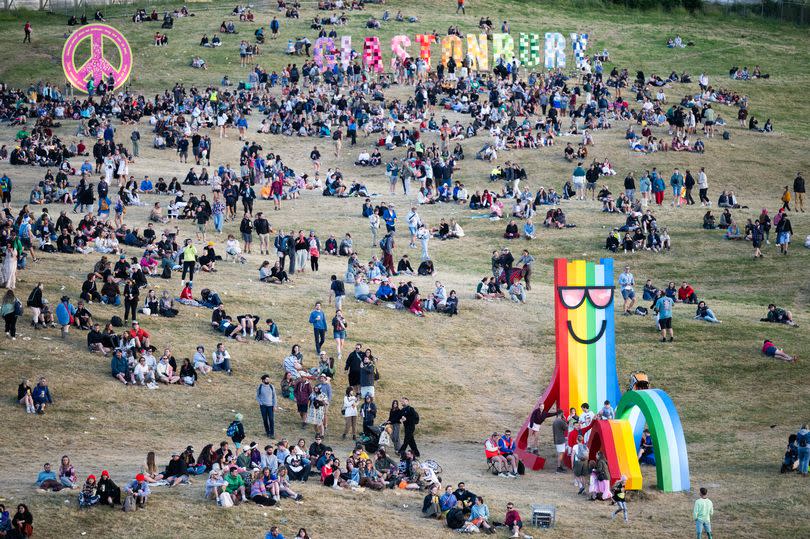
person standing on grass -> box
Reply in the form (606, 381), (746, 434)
(794, 172), (805, 212)
(781, 185), (792, 211)
(180, 239), (197, 282)
(611, 475), (629, 522)
(23, 21), (32, 43)
(670, 168), (684, 207)
(654, 292), (674, 342)
(797, 424), (810, 476)
(775, 213), (793, 255)
(618, 266), (636, 315)
(698, 167), (710, 206)
(456, 0), (466, 14)
(399, 397), (420, 458)
(332, 309), (347, 359)
(329, 274), (345, 311)
(309, 302), (327, 355)
(381, 230), (395, 276)
(256, 374), (277, 438)
(693, 487), (714, 539)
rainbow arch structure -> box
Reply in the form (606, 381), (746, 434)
(616, 389), (690, 492)
(515, 258), (690, 492)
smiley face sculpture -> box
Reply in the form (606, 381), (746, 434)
(514, 258), (690, 493)
(515, 258), (621, 470)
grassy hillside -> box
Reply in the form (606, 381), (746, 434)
(0, 1), (808, 538)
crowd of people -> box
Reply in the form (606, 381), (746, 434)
(1, 2), (806, 538)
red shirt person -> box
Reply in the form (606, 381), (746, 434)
(504, 502), (524, 537)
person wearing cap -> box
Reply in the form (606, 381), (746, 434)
(256, 374), (277, 438)
(125, 474), (151, 508)
(97, 470), (121, 506)
(79, 474), (101, 507)
(205, 469), (227, 500)
(228, 413), (246, 450)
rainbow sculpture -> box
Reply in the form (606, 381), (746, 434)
(515, 258), (690, 492)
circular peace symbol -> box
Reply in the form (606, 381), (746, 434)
(62, 24), (133, 93)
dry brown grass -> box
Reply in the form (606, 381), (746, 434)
(0, 1), (809, 538)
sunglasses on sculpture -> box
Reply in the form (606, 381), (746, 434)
(557, 286), (614, 310)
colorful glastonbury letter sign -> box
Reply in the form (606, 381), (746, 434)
(414, 34), (436, 67)
(314, 37), (337, 73)
(362, 36), (384, 73)
(62, 23), (133, 92)
(465, 33), (488, 71)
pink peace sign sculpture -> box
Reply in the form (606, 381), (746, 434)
(62, 24), (133, 92)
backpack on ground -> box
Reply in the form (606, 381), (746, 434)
(634, 306), (648, 316)
(122, 494), (136, 512)
(111, 315), (124, 327)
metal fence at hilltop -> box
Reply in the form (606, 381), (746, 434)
(713, 0), (809, 24)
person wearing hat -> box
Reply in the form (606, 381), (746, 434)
(205, 469), (227, 500)
(227, 413), (246, 450)
(97, 470), (121, 506)
(125, 474), (151, 508)
(79, 474), (101, 507)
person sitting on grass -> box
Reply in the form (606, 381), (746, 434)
(163, 453), (189, 486)
(642, 279), (659, 301)
(504, 502), (530, 538)
(354, 276), (380, 305)
(36, 462), (63, 491)
(97, 470), (121, 507)
(422, 484), (442, 519)
(19, 374), (49, 415)
(724, 219), (743, 240)
(677, 281), (698, 304)
(460, 496), (494, 534)
(125, 474), (151, 508)
(439, 485), (458, 517)
(761, 339), (797, 363)
(763, 304), (797, 326)
(503, 220), (519, 239)
(694, 301), (721, 323)
(78, 475), (101, 507)
(224, 466), (248, 503)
